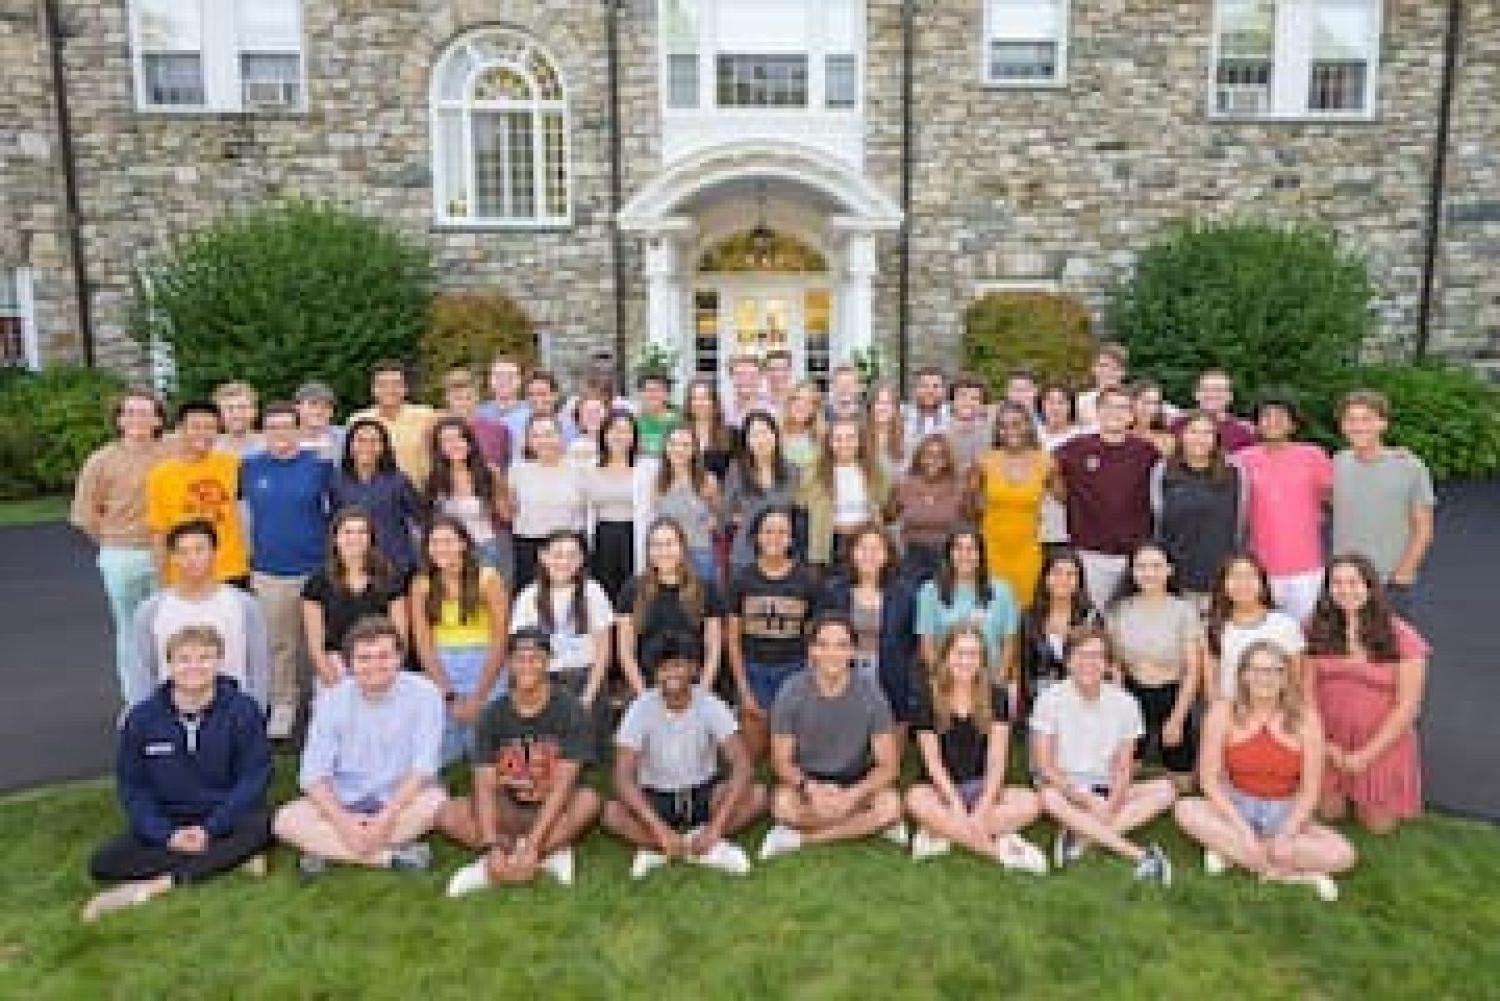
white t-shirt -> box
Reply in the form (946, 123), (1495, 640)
(1029, 679), (1143, 788)
(151, 587), (248, 688)
(832, 465), (871, 528)
(510, 579), (613, 674)
(1216, 610), (1306, 697)
(615, 687), (738, 792)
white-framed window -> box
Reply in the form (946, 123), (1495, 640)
(1211, 0), (1381, 119)
(0, 269), (38, 370)
(983, 0), (1068, 87)
(660, 0), (863, 113)
(430, 28), (572, 228)
(129, 0), (305, 113)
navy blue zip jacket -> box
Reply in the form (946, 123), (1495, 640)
(117, 676), (271, 845)
(819, 571), (921, 720)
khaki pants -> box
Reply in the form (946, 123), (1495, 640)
(252, 572), (308, 712)
(273, 787), (448, 863)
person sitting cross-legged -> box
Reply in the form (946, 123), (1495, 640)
(904, 626), (1048, 873)
(82, 625), (272, 922)
(1032, 625), (1177, 885)
(273, 615), (447, 879)
(759, 612), (905, 860)
(441, 629), (602, 896)
(602, 631), (767, 880)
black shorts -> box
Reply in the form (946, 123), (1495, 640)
(1125, 678), (1198, 775)
(644, 780), (718, 831)
(807, 764), (872, 789)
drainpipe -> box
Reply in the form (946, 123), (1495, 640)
(605, 0), (628, 386)
(1414, 0), (1462, 363)
(42, 0), (96, 367)
(897, 0), (914, 393)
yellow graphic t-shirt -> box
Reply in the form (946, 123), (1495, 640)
(146, 452), (249, 583)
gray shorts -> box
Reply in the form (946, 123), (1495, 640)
(1230, 790), (1294, 837)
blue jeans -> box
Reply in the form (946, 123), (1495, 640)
(746, 659), (803, 713)
(439, 645), (506, 766)
(97, 547), (157, 704)
(689, 547), (719, 588)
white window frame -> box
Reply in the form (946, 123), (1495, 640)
(429, 29), (573, 230)
(1209, 0), (1382, 121)
(1, 268), (39, 371)
(981, 0), (1069, 89)
(657, 0), (863, 116)
(128, 0), (307, 114)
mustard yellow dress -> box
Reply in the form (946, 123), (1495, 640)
(977, 450), (1050, 608)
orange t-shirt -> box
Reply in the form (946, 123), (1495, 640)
(146, 452), (250, 583)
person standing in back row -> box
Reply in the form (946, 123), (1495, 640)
(147, 401), (250, 587)
(1330, 390), (1435, 619)
(1053, 387), (1159, 611)
(350, 361), (437, 485)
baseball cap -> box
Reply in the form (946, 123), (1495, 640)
(507, 628), (552, 656)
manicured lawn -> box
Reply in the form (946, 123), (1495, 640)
(0, 495), (68, 527)
(1, 761), (1497, 999)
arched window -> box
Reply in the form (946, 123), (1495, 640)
(431, 28), (571, 226)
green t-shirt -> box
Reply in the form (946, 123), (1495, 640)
(636, 409), (681, 456)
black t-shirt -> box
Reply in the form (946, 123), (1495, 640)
(726, 562), (823, 666)
(911, 683), (1010, 784)
(616, 575), (725, 665)
(474, 689), (594, 803)
(300, 568), (408, 653)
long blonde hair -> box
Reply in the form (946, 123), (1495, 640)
(1231, 639), (1304, 732)
(930, 626), (994, 734)
(781, 380), (826, 438)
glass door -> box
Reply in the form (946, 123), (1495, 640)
(719, 289), (804, 387)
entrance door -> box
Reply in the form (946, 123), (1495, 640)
(690, 282), (833, 391)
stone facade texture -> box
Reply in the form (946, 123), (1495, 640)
(2, 0), (1496, 386)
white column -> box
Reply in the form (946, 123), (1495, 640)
(837, 229), (877, 363)
(641, 219), (696, 391)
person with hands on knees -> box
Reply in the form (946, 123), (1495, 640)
(904, 627), (1047, 873)
(83, 625), (272, 923)
(1174, 641), (1355, 901)
(441, 629), (602, 896)
(1032, 626), (1177, 885)
(273, 616), (447, 880)
(410, 517), (510, 765)
(602, 631), (766, 880)
(758, 614), (907, 860)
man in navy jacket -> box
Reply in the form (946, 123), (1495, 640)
(82, 624), (271, 922)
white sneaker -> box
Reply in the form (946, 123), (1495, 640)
(758, 824), (803, 861)
(238, 853), (268, 879)
(996, 834), (1049, 875)
(266, 703), (297, 739)
(1203, 849), (1228, 876)
(1309, 874), (1340, 903)
(631, 850), (669, 881)
(541, 847), (575, 886)
(691, 839), (752, 875)
(910, 829), (952, 861)
(882, 822), (911, 848)
(445, 859), (491, 898)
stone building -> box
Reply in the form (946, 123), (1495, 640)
(1, 0), (1496, 390)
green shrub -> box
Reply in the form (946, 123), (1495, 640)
(133, 200), (433, 407)
(1112, 220), (1372, 404)
(961, 290), (1097, 392)
(419, 292), (535, 401)
(1305, 364), (1500, 481)
(0, 365), (127, 499)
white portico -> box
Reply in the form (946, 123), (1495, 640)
(618, 140), (902, 390)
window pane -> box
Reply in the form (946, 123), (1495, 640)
(138, 0), (201, 50)
(543, 112), (567, 218)
(1218, 0), (1274, 56)
(1311, 0), (1375, 59)
(663, 0), (699, 53)
(988, 41), (1057, 81)
(0, 271), (17, 311)
(668, 53), (699, 108)
(987, 0), (1060, 39)
(825, 53), (856, 108)
(241, 53), (301, 107)
(0, 317), (23, 367)
(529, 50), (563, 101)
(437, 109), (469, 217)
(236, 0), (299, 50)
(474, 65), (533, 102)
(436, 46), (473, 101)
(715, 54), (808, 108)
(694, 289), (719, 376)
(1309, 60), (1367, 110)
(507, 111), (535, 217)
(143, 53), (205, 105)
(473, 112), (508, 218)
(1216, 58), (1272, 113)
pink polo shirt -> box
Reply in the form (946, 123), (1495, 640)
(1236, 442), (1333, 576)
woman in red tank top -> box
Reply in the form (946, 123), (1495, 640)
(1174, 641), (1356, 900)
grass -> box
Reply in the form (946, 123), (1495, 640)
(0, 495), (68, 527)
(1, 760), (1498, 1000)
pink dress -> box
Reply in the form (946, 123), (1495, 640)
(1310, 618), (1429, 818)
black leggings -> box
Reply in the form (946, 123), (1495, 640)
(1125, 679), (1198, 775)
(89, 810), (272, 886)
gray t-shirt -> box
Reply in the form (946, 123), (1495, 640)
(1107, 595), (1202, 686)
(1331, 448), (1435, 578)
(615, 687), (738, 792)
(771, 670), (893, 780)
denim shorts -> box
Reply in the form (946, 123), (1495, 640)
(746, 659), (803, 711)
(1230, 789), (1295, 837)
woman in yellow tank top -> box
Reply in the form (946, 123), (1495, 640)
(967, 402), (1053, 608)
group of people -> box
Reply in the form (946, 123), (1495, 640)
(69, 342), (1436, 920)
